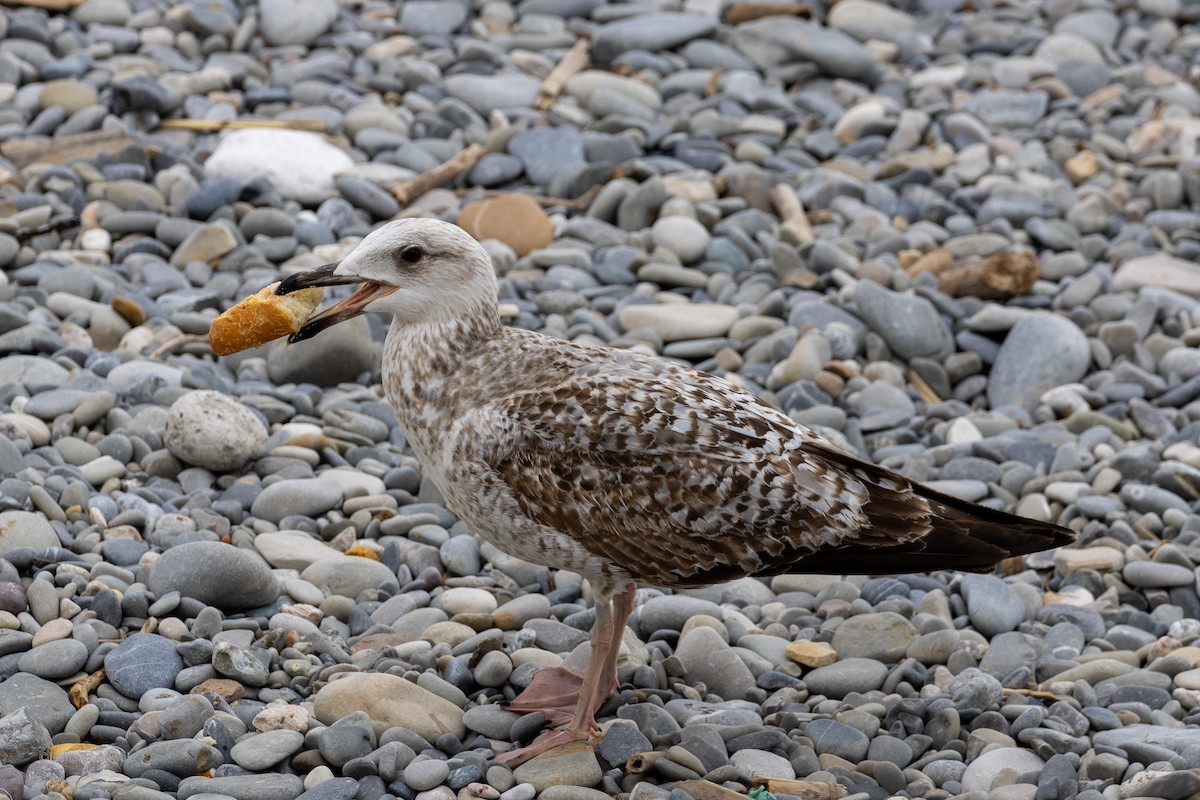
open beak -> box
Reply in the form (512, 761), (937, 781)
(277, 263), (399, 343)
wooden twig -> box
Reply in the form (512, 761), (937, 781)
(156, 118), (326, 132)
(391, 143), (486, 205)
(536, 38), (590, 111)
(69, 669), (106, 709)
(724, 1), (813, 23)
(908, 370), (941, 404)
(705, 68), (724, 97)
(752, 778), (848, 800)
(0, 130), (154, 170)
(626, 752), (669, 774)
(771, 184), (814, 245)
(937, 251), (1040, 300)
(1004, 687), (1069, 703)
(14, 215), (79, 242)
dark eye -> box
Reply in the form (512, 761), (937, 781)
(399, 245), (423, 264)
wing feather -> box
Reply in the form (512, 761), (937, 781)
(468, 360), (932, 586)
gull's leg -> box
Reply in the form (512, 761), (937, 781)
(600, 581), (636, 694)
(496, 587), (617, 766)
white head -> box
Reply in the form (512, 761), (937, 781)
(279, 218), (500, 340)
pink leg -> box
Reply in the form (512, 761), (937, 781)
(600, 583), (636, 694)
(496, 583), (636, 767)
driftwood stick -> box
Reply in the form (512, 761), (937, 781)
(936, 251), (1040, 300)
(69, 669), (106, 709)
(908, 370), (941, 404)
(724, 1), (813, 23)
(536, 38), (590, 111)
(0, 130), (152, 170)
(391, 143), (487, 205)
(771, 183), (815, 245)
(904, 248), (954, 277)
(157, 118), (326, 132)
(626, 752), (669, 774)
(752, 777), (849, 800)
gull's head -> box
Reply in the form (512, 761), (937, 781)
(277, 218), (499, 342)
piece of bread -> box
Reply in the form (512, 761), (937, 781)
(209, 281), (324, 355)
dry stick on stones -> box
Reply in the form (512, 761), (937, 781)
(157, 119), (327, 132)
(391, 143), (487, 205)
(69, 668), (106, 709)
(771, 184), (815, 245)
(907, 249), (1041, 300)
(752, 777), (850, 800)
(536, 37), (590, 111)
(723, 1), (814, 23)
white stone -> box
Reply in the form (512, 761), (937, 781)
(258, 0), (338, 46)
(961, 747), (1045, 793)
(618, 303), (739, 342)
(650, 216), (711, 263)
(440, 587), (497, 615)
(205, 130), (353, 205)
(164, 390), (267, 472)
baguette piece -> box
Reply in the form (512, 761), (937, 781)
(209, 281), (324, 355)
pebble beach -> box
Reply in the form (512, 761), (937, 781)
(1, 0), (1199, 799)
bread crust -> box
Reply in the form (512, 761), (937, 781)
(209, 281), (324, 355)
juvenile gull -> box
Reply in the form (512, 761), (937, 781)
(278, 218), (1074, 765)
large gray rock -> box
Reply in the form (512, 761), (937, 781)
(0, 511), (58, 556)
(590, 13), (718, 63)
(149, 541), (278, 611)
(267, 315), (380, 386)
(987, 314), (1090, 411)
(164, 390), (267, 472)
(853, 281), (954, 360)
(729, 17), (877, 80)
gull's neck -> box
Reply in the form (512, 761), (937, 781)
(381, 303), (501, 452)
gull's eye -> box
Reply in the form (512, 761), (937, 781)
(399, 245), (424, 264)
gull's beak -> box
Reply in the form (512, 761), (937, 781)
(277, 262), (399, 343)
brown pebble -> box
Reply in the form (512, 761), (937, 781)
(459, 194), (553, 257)
(190, 678), (246, 702)
(111, 296), (147, 326)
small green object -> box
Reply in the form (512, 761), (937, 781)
(749, 787), (776, 800)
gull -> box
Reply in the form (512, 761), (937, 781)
(277, 218), (1074, 766)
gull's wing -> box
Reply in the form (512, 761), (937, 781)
(466, 356), (941, 586)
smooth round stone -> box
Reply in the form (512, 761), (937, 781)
(230, 729), (304, 771)
(830, 612), (917, 662)
(250, 478), (343, 523)
(104, 633), (183, 699)
(404, 758), (451, 791)
(259, 0), (338, 45)
(441, 587), (497, 615)
(854, 280), (954, 360)
(508, 128), (585, 186)
(164, 390), (267, 472)
(803, 658), (888, 698)
(961, 573), (1026, 636)
(462, 705), (521, 740)
(0, 511), (58, 556)
(987, 314), (1090, 411)
(18, 639), (88, 680)
(617, 303), (738, 343)
(473, 650), (514, 688)
(1123, 561), (1194, 588)
(300, 556), (398, 599)
(650, 216), (711, 264)
(512, 742), (602, 791)
(961, 747), (1045, 793)
(804, 719), (870, 762)
(148, 541), (278, 611)
(312, 673), (464, 742)
(205, 129), (353, 205)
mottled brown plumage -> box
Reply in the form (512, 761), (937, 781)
(280, 218), (1074, 765)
